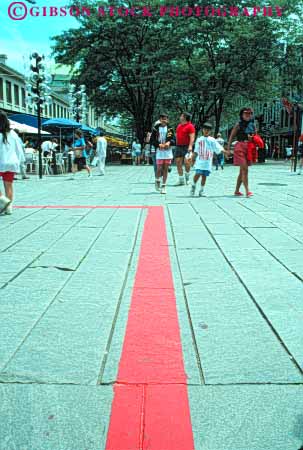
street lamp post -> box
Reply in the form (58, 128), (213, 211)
(25, 52), (52, 179)
(68, 84), (88, 124)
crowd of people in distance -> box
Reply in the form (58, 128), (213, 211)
(1, 107), (302, 215)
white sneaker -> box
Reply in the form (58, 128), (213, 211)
(190, 184), (196, 197)
(185, 173), (190, 185)
(5, 204), (13, 215)
(88, 171), (92, 178)
(155, 179), (161, 191)
(199, 188), (204, 197)
(0, 195), (11, 214)
(161, 185), (166, 194)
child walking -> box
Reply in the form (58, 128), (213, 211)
(190, 122), (226, 197)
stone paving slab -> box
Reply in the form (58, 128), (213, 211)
(183, 283), (302, 383)
(246, 227), (302, 250)
(0, 279), (70, 373)
(0, 164), (302, 449)
(1, 210), (143, 385)
(189, 385), (303, 450)
(0, 385), (112, 450)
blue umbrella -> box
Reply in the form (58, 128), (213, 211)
(42, 118), (82, 150)
(42, 118), (81, 128)
(81, 124), (98, 135)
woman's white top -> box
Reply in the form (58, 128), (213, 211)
(0, 130), (24, 173)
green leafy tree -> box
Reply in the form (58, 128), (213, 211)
(52, 0), (303, 140)
(52, 0), (186, 145)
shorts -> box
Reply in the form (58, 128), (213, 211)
(73, 157), (87, 169)
(195, 169), (210, 176)
(157, 159), (172, 166)
(233, 141), (251, 166)
(0, 171), (15, 182)
(135, 151), (141, 156)
(174, 145), (188, 158)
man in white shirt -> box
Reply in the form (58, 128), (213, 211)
(41, 139), (53, 157)
(96, 131), (107, 175)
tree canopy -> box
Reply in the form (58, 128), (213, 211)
(52, 0), (303, 142)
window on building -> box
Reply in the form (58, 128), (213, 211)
(21, 88), (26, 108)
(6, 81), (12, 103)
(14, 85), (20, 106)
(0, 78), (3, 101)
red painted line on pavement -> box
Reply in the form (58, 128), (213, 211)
(15, 205), (147, 209)
(105, 206), (195, 450)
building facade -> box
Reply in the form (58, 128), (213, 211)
(0, 54), (103, 128)
(221, 96), (301, 155)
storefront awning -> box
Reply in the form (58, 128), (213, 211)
(8, 113), (48, 128)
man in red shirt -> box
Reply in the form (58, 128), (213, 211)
(174, 112), (195, 185)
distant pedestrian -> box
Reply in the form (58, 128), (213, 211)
(14, 129), (29, 180)
(215, 133), (225, 170)
(143, 131), (152, 165)
(272, 143), (280, 160)
(285, 145), (292, 162)
(150, 113), (174, 194)
(96, 131), (107, 176)
(190, 122), (226, 197)
(132, 139), (141, 165)
(0, 111), (24, 215)
(175, 112), (195, 185)
(227, 107), (255, 197)
(71, 130), (92, 178)
(216, 133), (225, 146)
(264, 141), (269, 158)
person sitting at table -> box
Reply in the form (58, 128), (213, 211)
(52, 138), (59, 153)
(41, 139), (53, 157)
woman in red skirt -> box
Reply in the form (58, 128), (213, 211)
(227, 107), (255, 197)
(0, 111), (24, 215)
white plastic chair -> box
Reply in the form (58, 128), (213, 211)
(42, 157), (53, 175)
(55, 153), (65, 174)
(25, 153), (34, 173)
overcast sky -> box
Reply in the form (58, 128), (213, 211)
(1, 0), (79, 73)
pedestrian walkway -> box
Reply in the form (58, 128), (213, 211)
(0, 163), (302, 450)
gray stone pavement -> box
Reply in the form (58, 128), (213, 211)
(0, 162), (303, 449)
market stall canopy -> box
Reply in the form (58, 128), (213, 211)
(42, 118), (81, 128)
(9, 113), (48, 128)
(105, 135), (129, 147)
(81, 124), (98, 135)
(9, 120), (50, 135)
